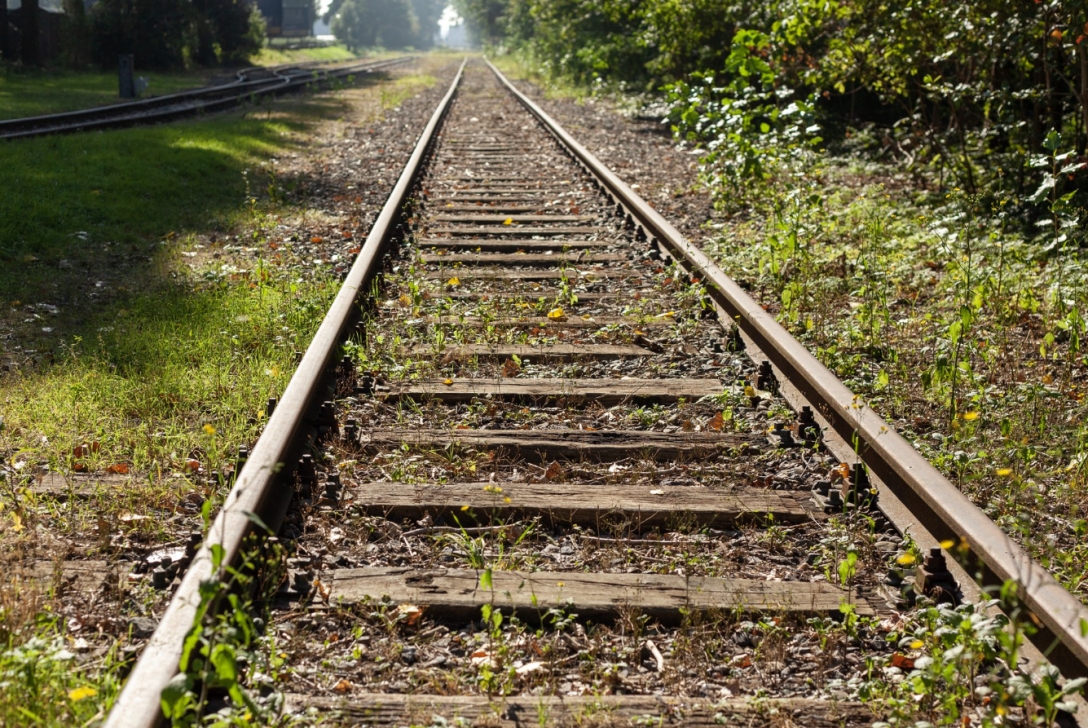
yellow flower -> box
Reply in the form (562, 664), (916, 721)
(203, 424), (217, 435)
(909, 640), (924, 650)
(447, 277), (460, 286)
(939, 539), (955, 549)
(502, 218), (514, 225)
(443, 378), (454, 386)
(69, 686), (97, 701)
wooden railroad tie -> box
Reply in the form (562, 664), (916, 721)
(418, 238), (608, 251)
(347, 482), (821, 526)
(405, 316), (671, 330)
(430, 214), (597, 223)
(406, 343), (651, 360)
(324, 568), (874, 621)
(358, 428), (752, 460)
(427, 226), (606, 237)
(421, 253), (624, 266)
(423, 269), (627, 280)
(285, 694), (872, 727)
(381, 377), (720, 404)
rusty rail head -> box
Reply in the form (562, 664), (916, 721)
(102, 57), (467, 728)
(485, 58), (1088, 678)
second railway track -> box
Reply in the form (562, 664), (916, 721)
(0, 56), (414, 140)
(105, 59), (1088, 727)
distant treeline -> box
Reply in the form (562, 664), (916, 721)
(453, 0), (1088, 205)
(2, 0), (263, 69)
(324, 0), (445, 51)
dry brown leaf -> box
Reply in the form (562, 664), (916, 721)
(708, 412), (725, 431)
(398, 603), (424, 626)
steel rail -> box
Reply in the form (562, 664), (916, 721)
(101, 58), (467, 728)
(0, 56), (414, 140)
(486, 58), (1088, 679)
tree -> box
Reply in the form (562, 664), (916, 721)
(89, 0), (262, 69)
(410, 0), (445, 48)
(330, 0), (419, 50)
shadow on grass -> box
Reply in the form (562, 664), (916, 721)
(0, 81), (381, 344)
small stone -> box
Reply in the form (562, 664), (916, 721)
(129, 617), (157, 639)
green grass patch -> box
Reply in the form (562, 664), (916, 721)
(0, 66), (212, 120)
(0, 69), (443, 723)
(251, 43), (361, 66)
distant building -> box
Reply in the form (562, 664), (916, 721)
(257, 0), (313, 38)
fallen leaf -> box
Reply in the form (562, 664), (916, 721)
(398, 603), (423, 626)
(471, 648), (492, 666)
(995, 468), (1013, 477)
(22, 254), (39, 263)
(119, 512), (150, 523)
(961, 411), (979, 421)
(516, 661), (543, 675)
(184, 459), (201, 472)
(547, 307), (565, 320)
(398, 294), (412, 307)
(332, 678), (354, 693)
(890, 653), (915, 670)
(315, 578), (331, 602)
(443, 378), (454, 386)
(708, 412), (725, 431)
(502, 358), (520, 378)
(544, 461), (564, 481)
(896, 553), (917, 566)
(105, 463), (130, 475)
(311, 236), (323, 244)
(11, 511), (24, 532)
(502, 218), (514, 225)
(447, 277), (460, 287)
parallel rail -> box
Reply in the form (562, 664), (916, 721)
(102, 57), (1088, 727)
(0, 56), (414, 140)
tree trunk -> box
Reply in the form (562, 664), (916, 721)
(21, 0), (41, 66)
(0, 1), (7, 61)
(1078, 40), (1088, 155)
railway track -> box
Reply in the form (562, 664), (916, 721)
(104, 59), (1088, 727)
(0, 56), (414, 140)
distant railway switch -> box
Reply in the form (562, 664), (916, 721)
(119, 55), (135, 98)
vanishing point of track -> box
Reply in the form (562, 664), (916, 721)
(104, 59), (1088, 727)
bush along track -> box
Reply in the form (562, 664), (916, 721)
(101, 60), (1088, 728)
(0, 58), (455, 725)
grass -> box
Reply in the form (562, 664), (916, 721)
(251, 43), (361, 66)
(0, 68), (442, 725)
(0, 66), (212, 120)
(692, 147), (1088, 604)
(0, 43), (364, 121)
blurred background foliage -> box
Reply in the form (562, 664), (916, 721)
(454, 0), (1088, 229)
